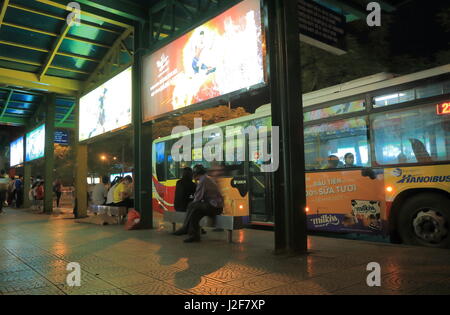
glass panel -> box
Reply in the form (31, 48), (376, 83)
(443, 81), (450, 94)
(304, 118), (370, 170)
(373, 89), (415, 108)
(416, 83), (444, 99)
(304, 100), (365, 122)
(166, 154), (179, 180)
(372, 104), (450, 165)
(155, 142), (166, 181)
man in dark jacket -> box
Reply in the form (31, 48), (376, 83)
(174, 167), (196, 212)
(173, 164), (224, 243)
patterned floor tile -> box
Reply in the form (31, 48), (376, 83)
(3, 286), (65, 295)
(257, 280), (333, 295)
(332, 283), (408, 295)
(70, 288), (130, 295)
(188, 283), (254, 295)
(0, 270), (42, 283)
(100, 273), (158, 287)
(57, 279), (118, 294)
(0, 278), (54, 294)
(226, 275), (287, 292)
(123, 281), (191, 295)
(2, 208), (450, 296)
(163, 274), (224, 291)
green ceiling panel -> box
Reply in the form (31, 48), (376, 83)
(1, 45), (47, 65)
(68, 24), (115, 43)
(0, 60), (40, 73)
(45, 68), (88, 80)
(51, 54), (97, 72)
(0, 26), (54, 50)
(6, 7), (63, 34)
(59, 39), (107, 59)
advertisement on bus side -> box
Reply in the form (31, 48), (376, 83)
(384, 165), (450, 202)
(305, 170), (386, 234)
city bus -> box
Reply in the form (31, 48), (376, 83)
(152, 64), (450, 248)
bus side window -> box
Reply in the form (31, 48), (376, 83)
(166, 139), (180, 180)
(304, 118), (370, 170)
(155, 142), (166, 181)
(372, 104), (450, 165)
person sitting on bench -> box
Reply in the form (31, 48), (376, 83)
(174, 167), (196, 212)
(173, 164), (224, 243)
(113, 175), (134, 209)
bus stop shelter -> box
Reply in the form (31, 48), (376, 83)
(0, 0), (397, 255)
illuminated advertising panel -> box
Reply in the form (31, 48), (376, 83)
(10, 137), (24, 167)
(142, 0), (265, 120)
(79, 67), (132, 141)
(26, 124), (45, 162)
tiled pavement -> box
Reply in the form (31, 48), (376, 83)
(1, 207), (449, 295)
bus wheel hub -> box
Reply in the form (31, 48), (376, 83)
(413, 210), (447, 244)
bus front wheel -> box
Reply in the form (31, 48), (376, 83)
(398, 193), (450, 248)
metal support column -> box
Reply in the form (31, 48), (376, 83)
(133, 20), (153, 229)
(75, 99), (88, 218)
(44, 93), (55, 214)
(267, 0), (307, 255)
(23, 163), (31, 209)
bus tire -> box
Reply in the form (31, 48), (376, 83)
(398, 193), (450, 248)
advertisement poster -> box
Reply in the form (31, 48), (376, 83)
(79, 67), (132, 141)
(10, 137), (24, 167)
(142, 0), (265, 120)
(26, 125), (45, 162)
(306, 170), (386, 234)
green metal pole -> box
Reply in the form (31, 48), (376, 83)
(23, 163), (31, 209)
(133, 20), (153, 229)
(75, 98), (88, 218)
(44, 93), (56, 214)
(267, 0), (307, 255)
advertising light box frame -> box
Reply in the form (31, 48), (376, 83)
(26, 124), (45, 162)
(142, 0), (266, 121)
(79, 67), (132, 142)
(10, 136), (24, 167)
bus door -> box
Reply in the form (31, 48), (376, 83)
(248, 165), (274, 224)
(247, 132), (274, 225)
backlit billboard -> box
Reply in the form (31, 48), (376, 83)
(142, 0), (265, 121)
(26, 124), (45, 162)
(10, 137), (24, 167)
(79, 67), (132, 141)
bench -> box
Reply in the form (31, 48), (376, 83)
(89, 205), (127, 224)
(163, 210), (246, 243)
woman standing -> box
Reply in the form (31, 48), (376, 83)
(53, 178), (62, 208)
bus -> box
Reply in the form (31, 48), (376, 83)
(152, 64), (450, 248)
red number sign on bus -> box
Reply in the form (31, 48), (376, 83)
(437, 102), (450, 115)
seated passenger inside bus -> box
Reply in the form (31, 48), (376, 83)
(324, 155), (342, 169)
(344, 153), (356, 168)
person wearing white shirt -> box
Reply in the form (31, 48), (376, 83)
(92, 176), (110, 206)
